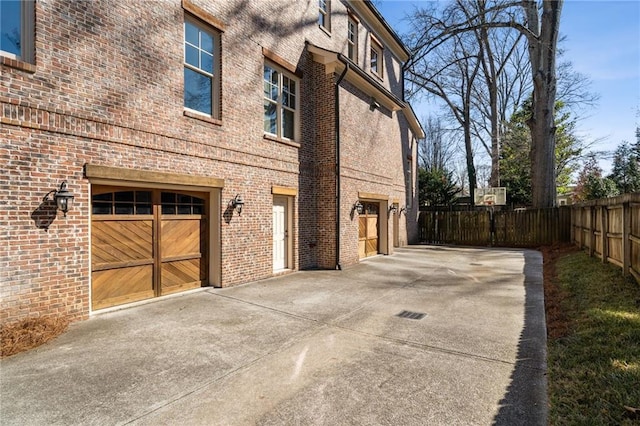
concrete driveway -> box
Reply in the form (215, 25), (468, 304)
(0, 246), (546, 425)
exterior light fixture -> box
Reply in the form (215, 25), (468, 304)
(353, 201), (364, 215)
(399, 206), (407, 215)
(388, 205), (398, 214)
(50, 181), (75, 217)
(230, 194), (244, 215)
(370, 98), (380, 111)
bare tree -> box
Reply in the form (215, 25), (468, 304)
(406, 2), (482, 203)
(406, 0), (564, 207)
(458, 0), (526, 187)
(419, 115), (458, 170)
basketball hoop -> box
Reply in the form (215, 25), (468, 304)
(482, 194), (496, 207)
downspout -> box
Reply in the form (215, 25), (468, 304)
(401, 61), (407, 103)
(401, 53), (413, 103)
(334, 62), (349, 270)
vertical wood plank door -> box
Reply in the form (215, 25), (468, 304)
(358, 202), (379, 259)
(91, 187), (207, 310)
(91, 217), (155, 310)
(91, 188), (155, 310)
(159, 218), (205, 295)
(158, 192), (206, 296)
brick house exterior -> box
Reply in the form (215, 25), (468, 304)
(1, 0), (424, 324)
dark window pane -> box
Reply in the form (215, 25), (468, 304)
(177, 194), (192, 204)
(193, 197), (204, 205)
(282, 108), (294, 139)
(92, 193), (112, 202)
(136, 205), (152, 215)
(92, 204), (112, 215)
(114, 191), (134, 202)
(0, 1), (21, 57)
(161, 192), (176, 204)
(193, 205), (203, 214)
(162, 205), (176, 215)
(178, 205), (191, 215)
(136, 191), (151, 202)
(184, 67), (212, 114)
(115, 203), (134, 215)
(371, 49), (378, 72)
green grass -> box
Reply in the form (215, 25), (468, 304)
(548, 251), (640, 425)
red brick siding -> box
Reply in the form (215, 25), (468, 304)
(1, 0), (418, 325)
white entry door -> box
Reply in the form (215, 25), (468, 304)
(273, 196), (287, 271)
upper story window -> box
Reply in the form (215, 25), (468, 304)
(318, 0), (330, 32)
(370, 37), (383, 79)
(184, 16), (221, 118)
(0, 0), (35, 63)
(347, 17), (358, 62)
(264, 63), (299, 141)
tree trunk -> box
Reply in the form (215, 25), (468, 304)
(464, 109), (477, 204)
(477, 7), (500, 188)
(523, 0), (563, 208)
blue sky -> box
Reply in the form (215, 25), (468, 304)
(375, 0), (640, 173)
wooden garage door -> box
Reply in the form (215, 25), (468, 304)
(91, 187), (207, 310)
(358, 202), (379, 259)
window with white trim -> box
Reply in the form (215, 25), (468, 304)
(318, 0), (330, 31)
(184, 16), (220, 118)
(347, 17), (358, 62)
(263, 63), (299, 141)
(370, 39), (383, 78)
(0, 0), (34, 63)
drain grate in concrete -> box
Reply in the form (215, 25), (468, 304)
(396, 310), (426, 320)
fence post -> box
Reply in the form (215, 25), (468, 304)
(589, 206), (596, 258)
(489, 207), (495, 247)
(622, 201), (631, 277)
(570, 206), (575, 245)
(601, 205), (609, 264)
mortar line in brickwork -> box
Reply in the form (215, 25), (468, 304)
(1, 102), (301, 175)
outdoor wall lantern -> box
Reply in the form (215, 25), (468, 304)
(370, 98), (381, 111)
(48, 181), (75, 217)
(230, 194), (244, 215)
(353, 201), (364, 215)
(399, 206), (407, 215)
(388, 205), (398, 214)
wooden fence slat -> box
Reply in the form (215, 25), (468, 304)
(418, 206), (572, 248)
(418, 193), (638, 285)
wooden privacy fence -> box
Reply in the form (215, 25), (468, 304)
(419, 207), (571, 247)
(571, 193), (640, 283)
